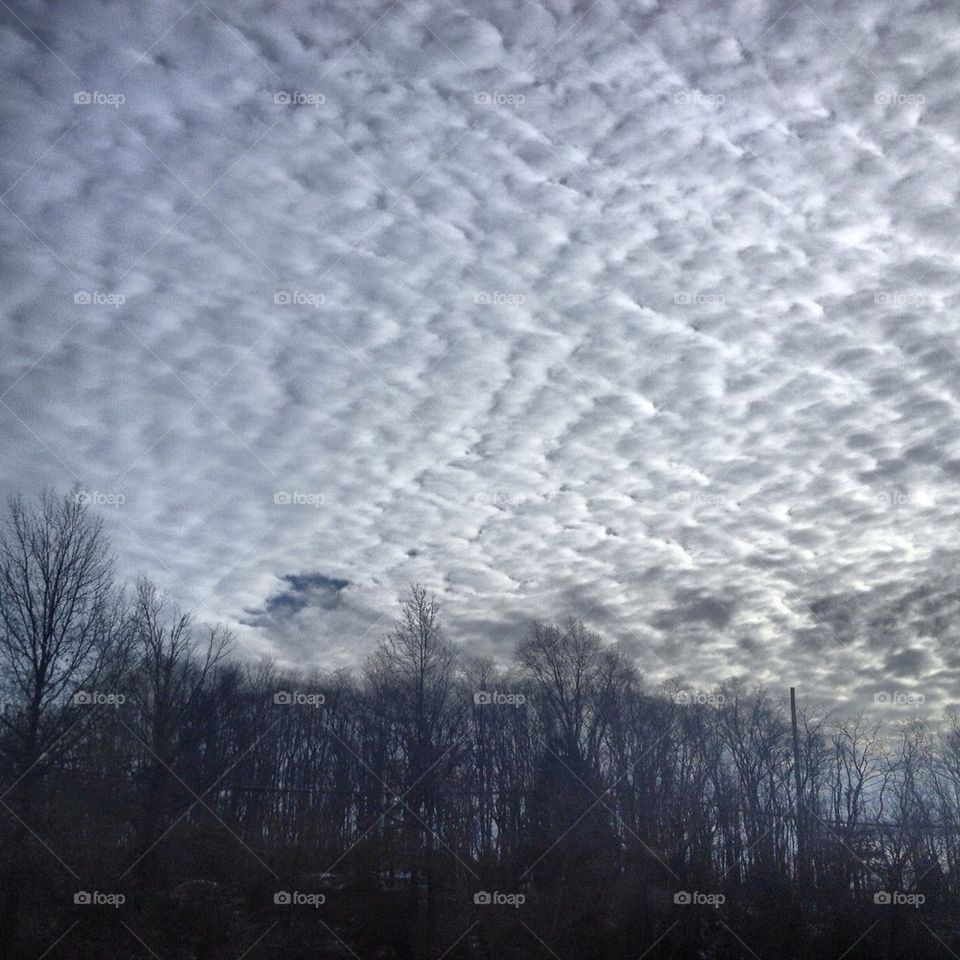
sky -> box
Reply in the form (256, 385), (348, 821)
(2, 0), (960, 715)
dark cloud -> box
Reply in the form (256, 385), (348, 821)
(653, 589), (734, 631)
(244, 573), (350, 620)
(884, 647), (929, 677)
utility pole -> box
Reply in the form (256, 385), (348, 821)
(790, 687), (807, 894)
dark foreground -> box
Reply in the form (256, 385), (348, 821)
(1, 498), (958, 958)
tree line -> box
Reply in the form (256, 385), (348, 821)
(0, 489), (957, 959)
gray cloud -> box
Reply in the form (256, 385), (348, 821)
(244, 573), (351, 619)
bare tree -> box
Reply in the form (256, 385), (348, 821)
(365, 585), (464, 949)
(124, 577), (232, 882)
(0, 489), (127, 958)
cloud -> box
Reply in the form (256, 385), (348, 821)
(653, 589), (735, 632)
(240, 572), (387, 668)
(2, 0), (960, 711)
(244, 573), (350, 618)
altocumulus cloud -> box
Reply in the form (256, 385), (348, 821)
(2, 0), (960, 711)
